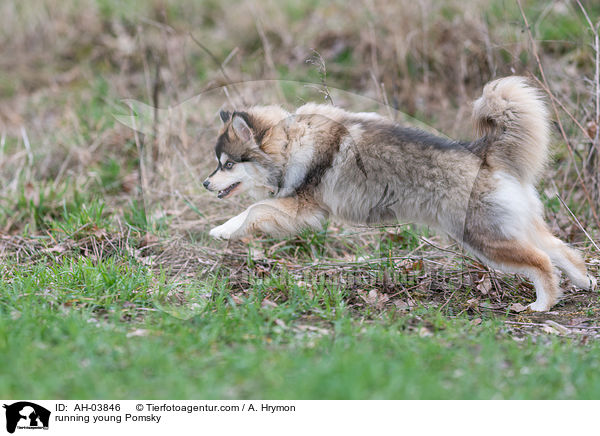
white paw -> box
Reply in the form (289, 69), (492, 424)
(528, 300), (552, 312)
(590, 275), (598, 291)
(209, 224), (233, 240)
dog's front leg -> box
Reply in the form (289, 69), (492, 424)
(209, 208), (251, 240)
(209, 197), (327, 240)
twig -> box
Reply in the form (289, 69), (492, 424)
(553, 186), (600, 252)
(438, 288), (459, 312)
(305, 50), (334, 105)
(576, 0), (599, 126)
(505, 320), (600, 330)
(516, 0), (600, 229)
(529, 75), (592, 141)
(576, 0), (600, 216)
(151, 57), (161, 171)
(129, 104), (148, 230)
(420, 236), (474, 260)
(189, 32), (247, 105)
(251, 10), (286, 103)
(20, 126), (32, 167)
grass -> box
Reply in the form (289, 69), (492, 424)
(3, 256), (600, 399)
(1, 0), (600, 399)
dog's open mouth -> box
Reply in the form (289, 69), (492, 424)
(217, 182), (241, 199)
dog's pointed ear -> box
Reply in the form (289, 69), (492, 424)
(219, 110), (231, 123)
(231, 114), (253, 143)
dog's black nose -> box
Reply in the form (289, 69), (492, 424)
(203, 180), (210, 189)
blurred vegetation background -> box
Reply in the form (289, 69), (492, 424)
(0, 0), (599, 236)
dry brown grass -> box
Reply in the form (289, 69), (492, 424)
(0, 0), (598, 325)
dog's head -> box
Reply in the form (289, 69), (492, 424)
(203, 107), (289, 200)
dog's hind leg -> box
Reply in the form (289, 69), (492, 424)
(209, 196), (328, 240)
(531, 220), (596, 290)
(473, 238), (561, 311)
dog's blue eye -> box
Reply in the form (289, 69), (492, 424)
(224, 161), (234, 169)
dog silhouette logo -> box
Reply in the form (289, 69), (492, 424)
(3, 402), (50, 433)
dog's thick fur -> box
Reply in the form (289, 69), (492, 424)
(204, 77), (596, 311)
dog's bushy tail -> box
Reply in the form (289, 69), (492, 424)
(472, 76), (550, 184)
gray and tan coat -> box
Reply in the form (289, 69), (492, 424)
(203, 77), (596, 311)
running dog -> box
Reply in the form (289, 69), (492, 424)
(203, 76), (596, 311)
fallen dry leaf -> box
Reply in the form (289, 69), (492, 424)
(295, 324), (330, 335)
(466, 298), (479, 308)
(476, 275), (493, 295)
(394, 300), (411, 310)
(361, 289), (390, 309)
(541, 325), (559, 335)
(93, 227), (108, 239)
(366, 289), (378, 305)
(586, 120), (597, 139)
(126, 329), (149, 338)
(261, 298), (278, 308)
(418, 326), (433, 337)
(230, 294), (243, 304)
(274, 318), (287, 328)
(510, 303), (528, 313)
(139, 232), (158, 248)
(249, 247), (266, 260)
(544, 320), (569, 335)
(43, 244), (67, 254)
